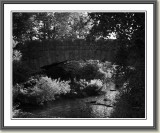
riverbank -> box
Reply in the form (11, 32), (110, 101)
(13, 81), (120, 118)
(13, 59), (144, 118)
(13, 60), (116, 118)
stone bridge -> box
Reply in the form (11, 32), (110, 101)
(19, 40), (118, 70)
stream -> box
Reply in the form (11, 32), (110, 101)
(21, 82), (119, 118)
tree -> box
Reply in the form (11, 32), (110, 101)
(88, 12), (145, 117)
(88, 13), (144, 40)
(13, 13), (34, 43)
(13, 12), (92, 43)
(88, 13), (145, 64)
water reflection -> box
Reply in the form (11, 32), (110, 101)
(22, 82), (119, 118)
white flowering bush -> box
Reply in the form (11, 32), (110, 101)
(69, 79), (103, 97)
(89, 79), (103, 87)
(38, 77), (71, 102)
(13, 76), (71, 106)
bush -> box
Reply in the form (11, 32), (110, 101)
(110, 88), (145, 118)
(83, 79), (103, 95)
(43, 60), (112, 83)
(39, 77), (71, 98)
(12, 107), (41, 118)
(13, 76), (71, 106)
(13, 84), (23, 104)
(79, 63), (99, 80)
(68, 79), (103, 97)
(110, 66), (145, 118)
(76, 60), (108, 81)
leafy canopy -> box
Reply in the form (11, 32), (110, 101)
(13, 12), (92, 43)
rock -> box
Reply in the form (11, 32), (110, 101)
(106, 105), (113, 107)
(110, 90), (116, 91)
(90, 101), (97, 103)
(103, 98), (111, 101)
(85, 101), (97, 104)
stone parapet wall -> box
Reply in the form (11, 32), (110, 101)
(19, 40), (118, 70)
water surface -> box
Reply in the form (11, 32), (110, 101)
(22, 82), (119, 118)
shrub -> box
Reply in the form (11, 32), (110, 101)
(78, 63), (99, 81)
(78, 60), (113, 81)
(110, 87), (145, 118)
(13, 50), (22, 61)
(63, 61), (83, 80)
(13, 76), (71, 106)
(43, 60), (112, 82)
(89, 79), (103, 87)
(68, 79), (88, 98)
(38, 77), (71, 98)
(110, 66), (145, 118)
(68, 79), (103, 97)
(12, 107), (39, 118)
(83, 79), (103, 96)
(13, 84), (23, 104)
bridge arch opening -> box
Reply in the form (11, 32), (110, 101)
(40, 59), (112, 82)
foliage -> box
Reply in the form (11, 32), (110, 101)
(88, 13), (144, 40)
(43, 60), (110, 82)
(68, 79), (103, 97)
(12, 107), (33, 118)
(83, 79), (103, 96)
(111, 60), (145, 118)
(88, 13), (145, 118)
(88, 12), (145, 66)
(110, 80), (145, 118)
(13, 13), (34, 43)
(78, 63), (99, 80)
(39, 77), (71, 96)
(13, 12), (92, 43)
(13, 75), (104, 106)
(12, 107), (43, 118)
(13, 50), (22, 61)
(13, 76), (71, 106)
(63, 60), (110, 81)
(12, 12), (146, 118)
